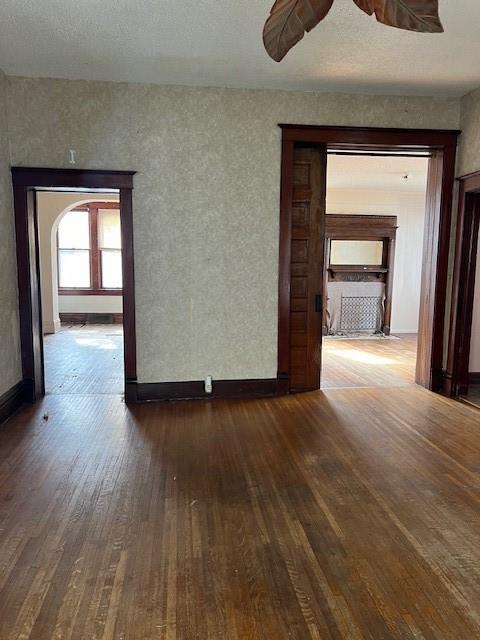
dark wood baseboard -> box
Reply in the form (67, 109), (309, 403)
(60, 313), (123, 325)
(442, 370), (454, 397)
(431, 367), (445, 393)
(130, 377), (283, 403)
(0, 381), (26, 426)
(469, 372), (480, 384)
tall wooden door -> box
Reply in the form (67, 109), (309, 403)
(289, 146), (327, 392)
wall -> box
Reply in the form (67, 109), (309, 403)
(5, 76), (460, 383)
(458, 87), (480, 177)
(36, 191), (121, 333)
(326, 189), (427, 334)
(0, 71), (21, 396)
(58, 295), (122, 314)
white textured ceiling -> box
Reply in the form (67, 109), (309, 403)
(0, 1), (478, 97)
(327, 155), (429, 192)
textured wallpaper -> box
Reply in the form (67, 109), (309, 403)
(458, 87), (480, 177)
(5, 77), (461, 383)
(0, 71), (21, 395)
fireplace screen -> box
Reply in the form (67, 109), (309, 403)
(339, 295), (384, 333)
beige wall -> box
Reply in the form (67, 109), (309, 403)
(0, 71), (21, 396)
(5, 76), (461, 383)
(327, 189), (427, 334)
(458, 87), (480, 177)
(36, 191), (121, 334)
(58, 296), (123, 314)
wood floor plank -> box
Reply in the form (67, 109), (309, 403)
(321, 334), (417, 389)
(0, 384), (480, 638)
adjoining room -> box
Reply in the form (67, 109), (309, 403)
(321, 154), (429, 389)
(37, 191), (124, 395)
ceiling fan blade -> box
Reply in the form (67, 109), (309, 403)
(263, 0), (335, 62)
(352, 0), (375, 14)
(372, 0), (443, 33)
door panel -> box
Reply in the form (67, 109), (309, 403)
(289, 146), (327, 392)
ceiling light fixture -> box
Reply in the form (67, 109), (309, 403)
(263, 0), (444, 63)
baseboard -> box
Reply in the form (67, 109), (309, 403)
(0, 381), (25, 426)
(431, 368), (445, 393)
(43, 318), (62, 334)
(60, 312), (123, 325)
(132, 377), (283, 403)
(442, 370), (454, 397)
(469, 372), (480, 384)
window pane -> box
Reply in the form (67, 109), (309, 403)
(58, 210), (90, 249)
(98, 209), (121, 249)
(58, 250), (91, 287)
(101, 250), (122, 288)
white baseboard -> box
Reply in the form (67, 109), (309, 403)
(43, 318), (61, 335)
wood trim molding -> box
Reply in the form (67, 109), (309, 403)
(11, 168), (134, 190)
(469, 372), (480, 385)
(132, 378), (282, 403)
(445, 170), (480, 397)
(279, 125), (461, 149)
(0, 381), (25, 427)
(457, 171), (480, 192)
(278, 125), (460, 393)
(277, 138), (295, 381)
(59, 313), (123, 325)
(119, 186), (136, 394)
(11, 167), (137, 404)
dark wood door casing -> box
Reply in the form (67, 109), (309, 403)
(445, 171), (480, 397)
(278, 126), (460, 394)
(11, 168), (137, 403)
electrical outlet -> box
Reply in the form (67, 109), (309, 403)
(69, 149), (76, 165)
(205, 376), (213, 394)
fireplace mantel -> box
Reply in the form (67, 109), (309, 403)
(323, 214), (398, 335)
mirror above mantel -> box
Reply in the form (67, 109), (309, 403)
(323, 215), (398, 336)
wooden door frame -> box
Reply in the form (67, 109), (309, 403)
(444, 170), (480, 396)
(11, 167), (137, 403)
(278, 125), (460, 394)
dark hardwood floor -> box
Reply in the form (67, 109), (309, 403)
(43, 324), (123, 395)
(321, 334), (417, 389)
(1, 384), (480, 638)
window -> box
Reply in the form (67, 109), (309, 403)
(98, 209), (122, 288)
(58, 202), (122, 294)
(58, 209), (91, 287)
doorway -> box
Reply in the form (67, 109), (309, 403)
(445, 170), (480, 406)
(277, 126), (459, 395)
(37, 192), (124, 395)
(320, 153), (429, 390)
(12, 168), (137, 403)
